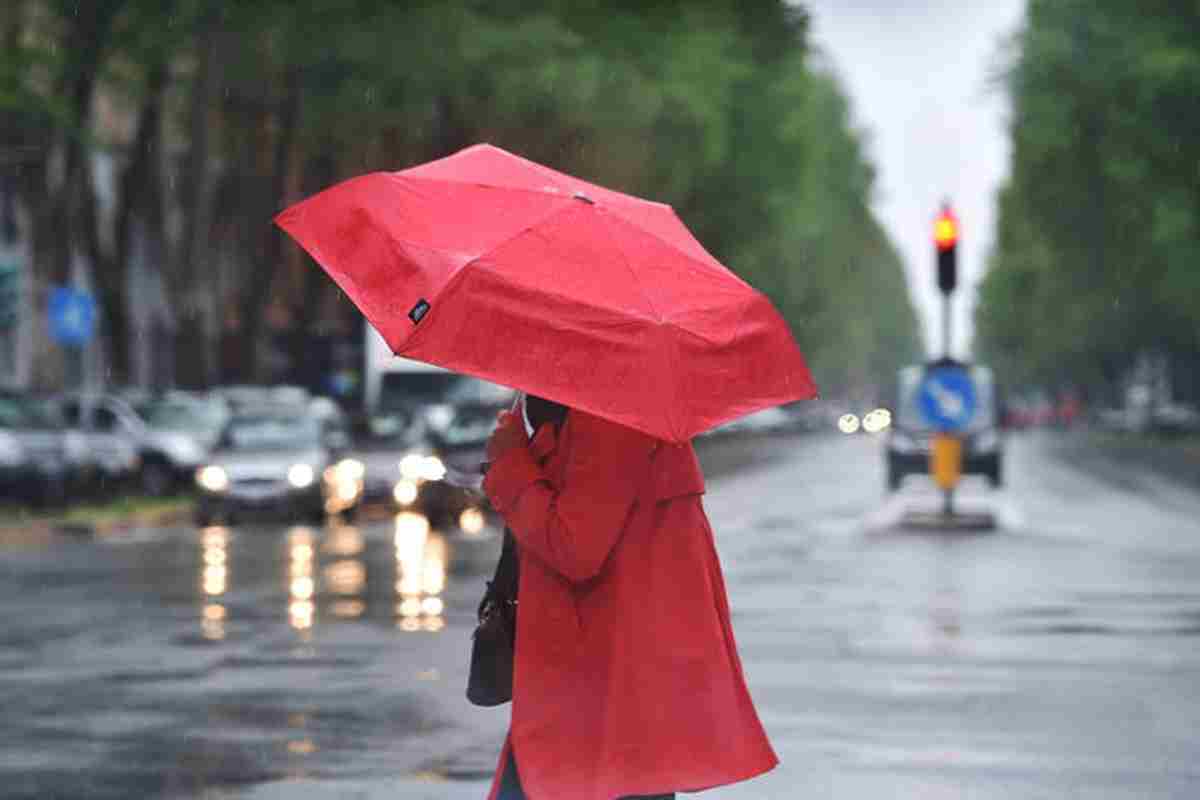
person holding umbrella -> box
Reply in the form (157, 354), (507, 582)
(480, 391), (778, 800)
(275, 142), (818, 799)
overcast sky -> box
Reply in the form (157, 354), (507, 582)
(801, 0), (1025, 359)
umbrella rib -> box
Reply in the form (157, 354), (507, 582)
(600, 205), (750, 286)
(399, 173), (663, 214)
(597, 211), (664, 325)
(398, 173), (742, 288)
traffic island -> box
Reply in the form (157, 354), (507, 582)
(0, 495), (194, 540)
(898, 507), (997, 532)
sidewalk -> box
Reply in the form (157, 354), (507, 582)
(1048, 428), (1200, 490)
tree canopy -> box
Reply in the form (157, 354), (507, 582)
(2, 0), (921, 400)
(975, 0), (1200, 403)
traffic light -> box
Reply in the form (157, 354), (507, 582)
(934, 205), (958, 294)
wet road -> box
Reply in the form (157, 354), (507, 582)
(2, 431), (1199, 799)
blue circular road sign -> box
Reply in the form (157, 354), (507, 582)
(48, 286), (97, 347)
(917, 365), (977, 432)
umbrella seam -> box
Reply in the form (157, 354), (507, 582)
(395, 173), (664, 210)
(433, 144), (676, 210)
(595, 208), (752, 304)
(394, 174), (741, 288)
(597, 210), (664, 325)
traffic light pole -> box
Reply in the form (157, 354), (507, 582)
(934, 203), (959, 519)
(941, 292), (955, 518)
(941, 293), (951, 360)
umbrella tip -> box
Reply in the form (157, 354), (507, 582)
(572, 191), (595, 205)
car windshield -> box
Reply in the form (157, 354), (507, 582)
(0, 396), (33, 429)
(0, 394), (57, 430)
(444, 377), (514, 408)
(378, 372), (463, 412)
(224, 416), (320, 450)
(147, 398), (228, 434)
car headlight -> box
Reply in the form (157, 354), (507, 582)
(399, 453), (446, 482)
(862, 408), (892, 434)
(393, 478), (419, 506)
(196, 465), (229, 492)
(421, 455), (446, 481)
(288, 463), (315, 488)
(974, 430), (999, 453)
(459, 507), (486, 535)
(333, 458), (365, 481)
(0, 433), (24, 467)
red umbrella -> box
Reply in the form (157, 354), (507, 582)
(275, 143), (817, 443)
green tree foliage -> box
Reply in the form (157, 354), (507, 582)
(2, 0), (920, 397)
(976, 0), (1200, 401)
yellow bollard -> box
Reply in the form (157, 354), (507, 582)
(930, 434), (963, 491)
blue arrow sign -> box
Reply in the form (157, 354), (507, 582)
(917, 364), (977, 432)
(48, 286), (96, 347)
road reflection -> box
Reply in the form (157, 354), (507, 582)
(200, 526), (229, 640)
(288, 527), (317, 635)
(394, 511), (447, 633)
(195, 514), (450, 638)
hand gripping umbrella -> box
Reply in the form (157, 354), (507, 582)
(275, 144), (817, 444)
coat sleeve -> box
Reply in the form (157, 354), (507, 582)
(483, 410), (657, 584)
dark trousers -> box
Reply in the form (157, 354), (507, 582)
(497, 750), (675, 800)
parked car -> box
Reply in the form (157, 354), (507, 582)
(54, 392), (207, 496)
(213, 385), (275, 414)
(139, 392), (231, 494)
(885, 363), (1004, 490)
(0, 390), (69, 507)
(48, 393), (143, 494)
(194, 405), (362, 525)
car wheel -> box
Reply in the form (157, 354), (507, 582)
(37, 477), (68, 509)
(141, 459), (174, 497)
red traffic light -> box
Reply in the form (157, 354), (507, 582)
(934, 207), (958, 252)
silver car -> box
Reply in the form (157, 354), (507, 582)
(194, 407), (361, 525)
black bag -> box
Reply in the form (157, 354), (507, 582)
(467, 527), (519, 706)
(467, 395), (566, 707)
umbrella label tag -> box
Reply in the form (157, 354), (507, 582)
(409, 299), (430, 324)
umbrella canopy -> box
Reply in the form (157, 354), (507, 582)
(275, 143), (817, 443)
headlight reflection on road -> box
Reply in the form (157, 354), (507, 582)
(289, 527), (316, 634)
(200, 526), (229, 640)
(394, 511), (447, 633)
(324, 555), (366, 620)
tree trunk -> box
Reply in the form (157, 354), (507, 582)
(288, 149), (337, 383)
(48, 1), (123, 286)
(104, 61), (169, 387)
(239, 69), (301, 381)
(174, 13), (223, 388)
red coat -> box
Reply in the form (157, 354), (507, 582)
(483, 409), (777, 800)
